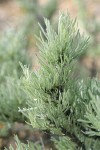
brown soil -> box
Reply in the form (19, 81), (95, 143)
(0, 122), (53, 150)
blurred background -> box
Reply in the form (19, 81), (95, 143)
(0, 0), (99, 149)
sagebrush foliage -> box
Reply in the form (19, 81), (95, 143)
(22, 13), (88, 129)
(0, 28), (30, 80)
(0, 27), (31, 124)
(7, 13), (100, 149)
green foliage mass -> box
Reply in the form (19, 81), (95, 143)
(0, 28), (30, 80)
(0, 27), (31, 130)
(22, 13), (88, 129)
(21, 13), (100, 149)
(6, 13), (100, 149)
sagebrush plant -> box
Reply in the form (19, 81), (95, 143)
(7, 13), (100, 149)
(0, 77), (27, 122)
(0, 27), (30, 80)
(0, 26), (31, 135)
